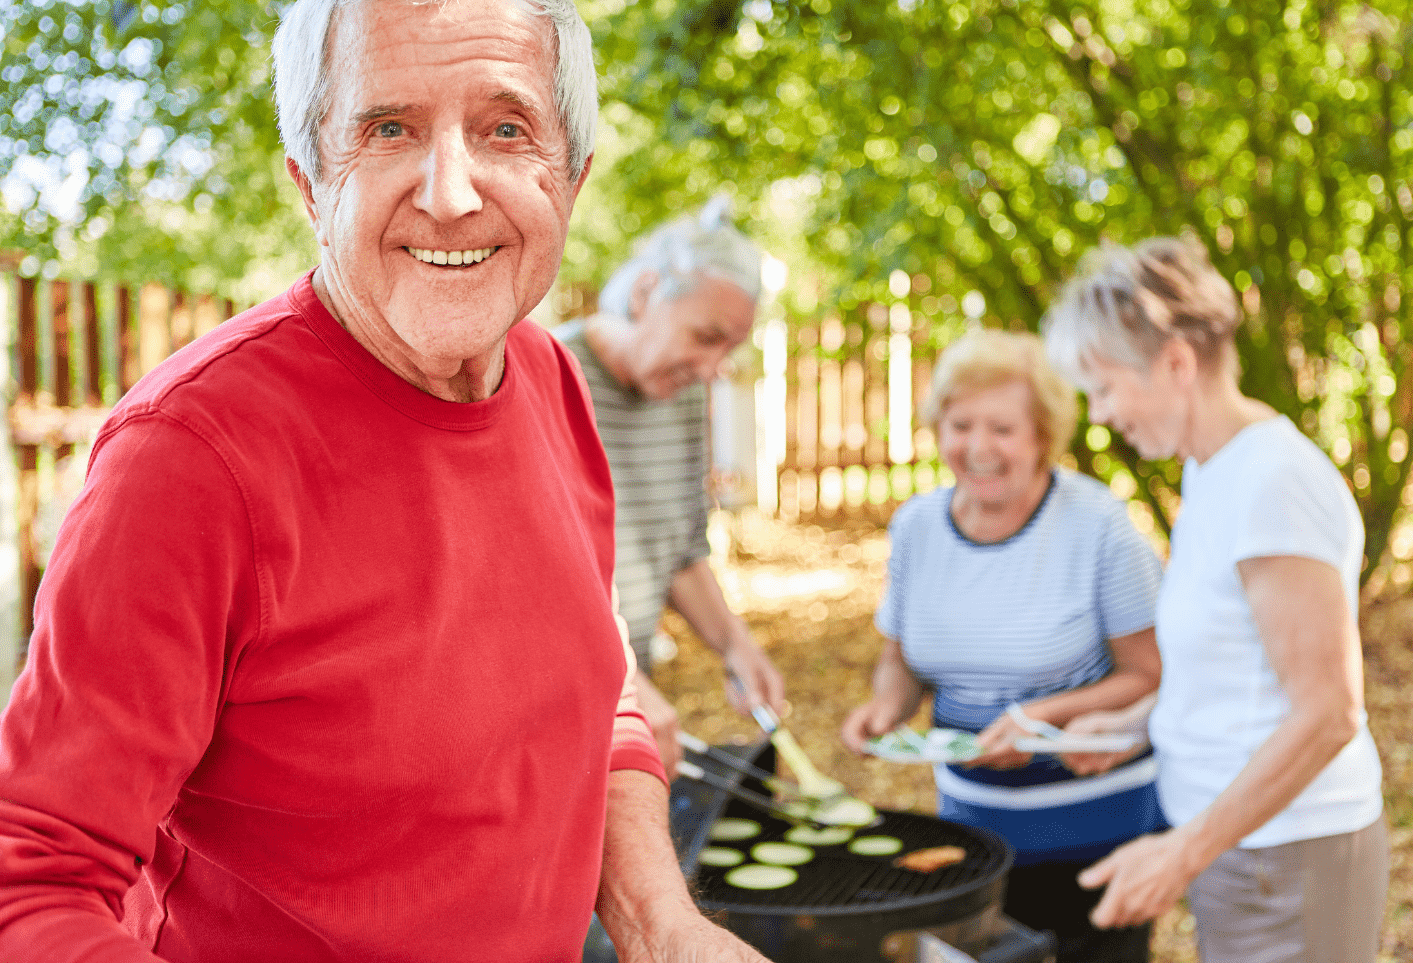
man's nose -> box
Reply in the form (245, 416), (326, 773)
(416, 131), (484, 221)
(694, 349), (727, 383)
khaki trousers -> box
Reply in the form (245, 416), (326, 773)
(1186, 814), (1390, 963)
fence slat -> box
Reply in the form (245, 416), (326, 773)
(84, 283), (102, 407)
(17, 278), (37, 399)
(118, 286), (137, 394)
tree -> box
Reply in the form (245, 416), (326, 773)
(582, 0), (1413, 585)
(0, 1), (312, 302)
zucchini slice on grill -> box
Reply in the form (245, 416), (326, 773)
(724, 863), (798, 890)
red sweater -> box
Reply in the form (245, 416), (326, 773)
(0, 276), (664, 962)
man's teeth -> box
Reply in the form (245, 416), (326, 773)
(407, 246), (496, 265)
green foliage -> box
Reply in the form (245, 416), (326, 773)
(583, 0), (1413, 584)
(0, 0), (312, 301)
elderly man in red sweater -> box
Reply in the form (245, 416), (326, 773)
(0, 2), (772, 961)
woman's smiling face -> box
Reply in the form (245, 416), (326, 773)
(1081, 350), (1187, 461)
(939, 379), (1047, 510)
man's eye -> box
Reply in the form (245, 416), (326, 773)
(376, 121), (404, 138)
(494, 122), (523, 138)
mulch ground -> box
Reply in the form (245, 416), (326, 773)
(654, 512), (1413, 963)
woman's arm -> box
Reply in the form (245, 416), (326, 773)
(1080, 555), (1364, 928)
(841, 634), (930, 753)
(970, 626), (1161, 769)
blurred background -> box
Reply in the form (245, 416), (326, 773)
(1, 1), (1410, 958)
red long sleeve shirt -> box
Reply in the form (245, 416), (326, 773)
(0, 275), (663, 961)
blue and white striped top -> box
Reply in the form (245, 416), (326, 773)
(877, 469), (1165, 864)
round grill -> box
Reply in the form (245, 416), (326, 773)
(693, 799), (1010, 918)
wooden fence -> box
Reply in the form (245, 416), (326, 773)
(760, 301), (955, 526)
(1, 262), (235, 682)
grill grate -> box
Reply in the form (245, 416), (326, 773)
(693, 801), (1010, 916)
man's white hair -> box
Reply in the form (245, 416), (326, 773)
(272, 0), (597, 182)
(598, 195), (763, 318)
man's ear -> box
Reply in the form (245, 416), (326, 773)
(570, 152), (593, 204)
(286, 157), (328, 247)
(628, 269), (658, 321)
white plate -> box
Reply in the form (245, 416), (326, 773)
(864, 728), (982, 764)
(1013, 733), (1143, 753)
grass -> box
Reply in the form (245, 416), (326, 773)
(657, 511), (1411, 962)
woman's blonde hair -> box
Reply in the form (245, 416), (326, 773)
(921, 329), (1079, 467)
(1042, 235), (1242, 385)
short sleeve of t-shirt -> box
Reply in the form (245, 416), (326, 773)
(1229, 450), (1354, 572)
(1095, 501), (1163, 640)
(875, 498), (919, 641)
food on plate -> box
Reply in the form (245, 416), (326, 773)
(893, 845), (967, 872)
(847, 835), (904, 856)
(783, 825), (854, 846)
(708, 817), (762, 842)
(750, 842), (814, 866)
(697, 846), (746, 867)
(724, 863), (798, 890)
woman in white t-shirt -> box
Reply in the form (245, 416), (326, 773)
(1041, 236), (1389, 963)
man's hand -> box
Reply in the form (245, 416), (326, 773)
(633, 670), (682, 771)
(612, 910), (772, 963)
(599, 771), (771, 963)
(1078, 828), (1203, 928)
(721, 636), (785, 719)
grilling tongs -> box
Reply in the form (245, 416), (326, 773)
(674, 758), (834, 830)
(675, 731), (829, 803)
(676, 730), (879, 830)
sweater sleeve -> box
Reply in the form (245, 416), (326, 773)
(607, 584), (668, 782)
(0, 412), (258, 961)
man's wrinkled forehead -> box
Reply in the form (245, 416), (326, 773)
(321, 0), (556, 122)
(330, 0), (547, 38)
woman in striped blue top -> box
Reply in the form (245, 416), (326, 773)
(842, 329), (1164, 963)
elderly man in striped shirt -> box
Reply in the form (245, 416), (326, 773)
(557, 200), (786, 769)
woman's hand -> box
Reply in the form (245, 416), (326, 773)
(1059, 706), (1150, 776)
(840, 700), (903, 754)
(841, 635), (927, 754)
(964, 712), (1034, 770)
(1078, 827), (1206, 928)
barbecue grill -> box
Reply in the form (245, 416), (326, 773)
(584, 739), (1055, 963)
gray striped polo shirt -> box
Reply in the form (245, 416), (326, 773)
(555, 321), (712, 669)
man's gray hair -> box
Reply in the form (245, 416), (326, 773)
(272, 0), (597, 182)
(599, 195), (764, 318)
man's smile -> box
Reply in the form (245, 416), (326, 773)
(405, 246), (500, 266)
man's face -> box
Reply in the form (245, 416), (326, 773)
(623, 274), (757, 400)
(293, 0), (587, 382)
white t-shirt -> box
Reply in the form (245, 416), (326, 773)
(1150, 416), (1383, 848)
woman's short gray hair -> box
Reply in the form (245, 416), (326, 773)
(1042, 235), (1242, 386)
(272, 0), (597, 182)
(598, 195), (763, 318)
